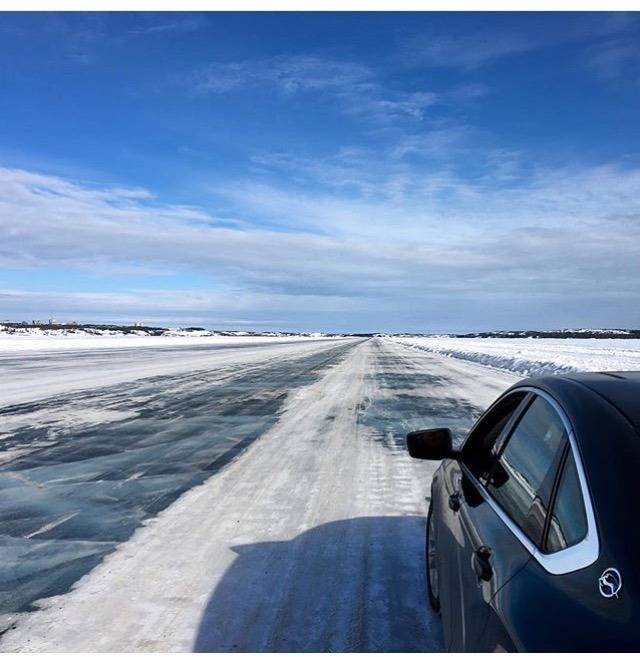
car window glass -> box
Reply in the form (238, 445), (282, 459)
(463, 392), (527, 481)
(486, 396), (568, 546)
(545, 451), (588, 553)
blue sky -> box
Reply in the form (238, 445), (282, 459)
(2, 11), (640, 332)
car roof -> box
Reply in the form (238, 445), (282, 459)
(510, 371), (640, 430)
(555, 371), (640, 430)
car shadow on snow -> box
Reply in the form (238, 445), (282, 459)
(193, 515), (444, 652)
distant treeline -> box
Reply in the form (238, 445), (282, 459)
(0, 322), (344, 337)
(2, 322), (170, 335)
(451, 330), (640, 339)
(5, 323), (636, 339)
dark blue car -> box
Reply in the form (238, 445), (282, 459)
(408, 372), (639, 651)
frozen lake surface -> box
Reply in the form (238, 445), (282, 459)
(0, 340), (358, 616)
(1, 337), (516, 651)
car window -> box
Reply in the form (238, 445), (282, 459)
(545, 451), (588, 553)
(486, 395), (568, 546)
(462, 392), (528, 481)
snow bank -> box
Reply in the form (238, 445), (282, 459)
(388, 336), (640, 376)
(0, 328), (332, 354)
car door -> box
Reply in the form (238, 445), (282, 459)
(453, 392), (572, 651)
(440, 390), (529, 650)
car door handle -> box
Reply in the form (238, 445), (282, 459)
(448, 492), (461, 512)
(472, 545), (493, 582)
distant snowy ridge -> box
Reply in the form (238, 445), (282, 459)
(388, 336), (640, 376)
(0, 323), (328, 339)
(0, 324), (336, 354)
(389, 328), (640, 339)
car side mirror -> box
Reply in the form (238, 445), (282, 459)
(406, 428), (458, 460)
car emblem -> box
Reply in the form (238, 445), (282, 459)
(598, 568), (622, 599)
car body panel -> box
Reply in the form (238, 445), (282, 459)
(454, 467), (533, 651)
(435, 461), (463, 647)
(502, 555), (638, 651)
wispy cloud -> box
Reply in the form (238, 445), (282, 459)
(128, 16), (209, 36)
(389, 124), (479, 161)
(406, 33), (535, 71)
(192, 55), (372, 94)
(1, 13), (210, 67)
(190, 54), (448, 123)
(403, 13), (640, 71)
(587, 37), (640, 82)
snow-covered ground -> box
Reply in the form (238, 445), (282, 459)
(0, 328), (331, 354)
(0, 337), (516, 651)
(388, 336), (640, 376)
(3, 331), (639, 651)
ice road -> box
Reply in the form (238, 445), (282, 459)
(0, 337), (516, 651)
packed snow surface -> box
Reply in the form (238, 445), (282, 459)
(389, 336), (640, 376)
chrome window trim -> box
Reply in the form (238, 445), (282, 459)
(461, 386), (599, 576)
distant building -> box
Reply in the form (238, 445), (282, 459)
(134, 321), (144, 327)
(48, 318), (61, 325)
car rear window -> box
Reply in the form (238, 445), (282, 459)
(545, 451), (588, 553)
(486, 395), (568, 546)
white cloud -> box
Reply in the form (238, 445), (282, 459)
(2, 161), (640, 331)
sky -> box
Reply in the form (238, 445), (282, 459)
(1, 11), (640, 333)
